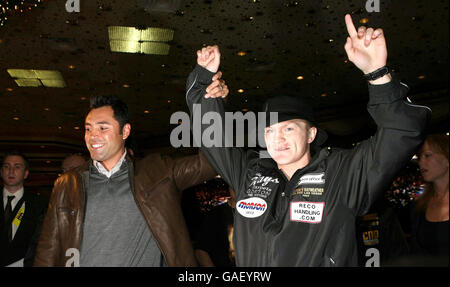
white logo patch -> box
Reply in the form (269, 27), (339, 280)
(237, 197), (267, 218)
(290, 201), (325, 224)
(297, 173), (325, 185)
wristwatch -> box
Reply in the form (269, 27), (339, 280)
(363, 66), (390, 81)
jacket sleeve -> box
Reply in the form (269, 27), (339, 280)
(186, 65), (255, 194)
(335, 78), (431, 215)
(172, 151), (218, 193)
(33, 180), (62, 266)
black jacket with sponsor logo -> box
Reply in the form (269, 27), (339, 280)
(186, 65), (430, 266)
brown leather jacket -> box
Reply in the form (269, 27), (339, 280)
(34, 152), (216, 267)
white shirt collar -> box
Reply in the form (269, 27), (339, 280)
(93, 150), (127, 178)
(3, 186), (24, 208)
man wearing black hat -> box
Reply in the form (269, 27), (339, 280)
(186, 14), (431, 266)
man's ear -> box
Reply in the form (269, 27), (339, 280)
(24, 170), (29, 180)
(308, 126), (317, 144)
(122, 123), (131, 140)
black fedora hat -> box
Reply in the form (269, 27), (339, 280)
(262, 95), (328, 146)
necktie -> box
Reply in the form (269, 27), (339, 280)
(4, 195), (15, 242)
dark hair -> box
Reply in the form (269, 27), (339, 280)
(89, 95), (130, 132)
(2, 150), (29, 171)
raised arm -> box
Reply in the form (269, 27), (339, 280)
(186, 46), (255, 195)
(337, 15), (431, 215)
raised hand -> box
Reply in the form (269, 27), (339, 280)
(344, 14), (388, 75)
(197, 45), (221, 73)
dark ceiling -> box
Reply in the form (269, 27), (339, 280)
(0, 0), (448, 193)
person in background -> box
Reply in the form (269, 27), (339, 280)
(61, 154), (86, 173)
(0, 151), (48, 267)
(409, 134), (448, 265)
(194, 186), (236, 267)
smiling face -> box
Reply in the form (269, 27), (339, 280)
(1, 155), (29, 193)
(264, 119), (317, 176)
(84, 106), (130, 171)
(418, 141), (449, 183)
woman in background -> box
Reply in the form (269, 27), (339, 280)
(410, 134), (448, 264)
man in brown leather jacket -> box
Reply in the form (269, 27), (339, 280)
(34, 86), (228, 266)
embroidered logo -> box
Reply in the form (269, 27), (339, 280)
(297, 173), (325, 186)
(249, 175), (279, 187)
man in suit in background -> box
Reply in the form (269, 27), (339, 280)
(0, 151), (48, 267)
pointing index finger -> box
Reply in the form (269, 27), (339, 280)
(345, 14), (357, 38)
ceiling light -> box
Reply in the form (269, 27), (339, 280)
(41, 79), (66, 88)
(321, 93), (327, 97)
(74, 126), (80, 130)
(144, 110), (150, 114)
(297, 76), (304, 80)
(108, 26), (174, 55)
(122, 84), (130, 88)
(237, 51), (246, 56)
(14, 78), (41, 87)
(7, 69), (66, 88)
(237, 89), (244, 93)
(12, 117), (20, 121)
(68, 65), (75, 69)
(417, 75), (425, 79)
(360, 18), (369, 24)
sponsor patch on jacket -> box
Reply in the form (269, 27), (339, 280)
(292, 187), (324, 198)
(237, 197), (267, 218)
(290, 201), (324, 224)
(297, 173), (325, 186)
(249, 175), (279, 187)
(246, 174), (279, 198)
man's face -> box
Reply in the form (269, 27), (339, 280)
(84, 106), (130, 171)
(1, 155), (29, 191)
(264, 119), (316, 170)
